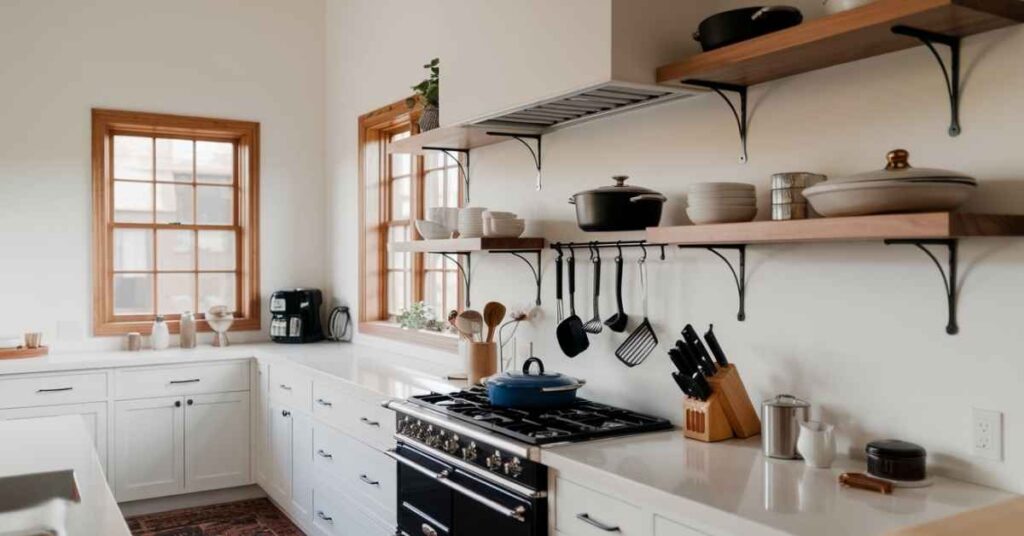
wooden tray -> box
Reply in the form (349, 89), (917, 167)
(0, 346), (49, 360)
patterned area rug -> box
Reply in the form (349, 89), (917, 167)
(126, 498), (304, 535)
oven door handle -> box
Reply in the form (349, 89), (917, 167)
(386, 449), (527, 523)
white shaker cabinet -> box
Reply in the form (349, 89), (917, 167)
(291, 412), (315, 525)
(114, 396), (185, 501)
(184, 392), (251, 493)
(0, 402), (109, 474)
(267, 402), (294, 503)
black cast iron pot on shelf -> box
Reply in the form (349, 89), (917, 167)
(569, 175), (667, 232)
(693, 6), (803, 52)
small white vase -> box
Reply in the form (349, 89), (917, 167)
(796, 420), (836, 469)
(150, 316), (170, 351)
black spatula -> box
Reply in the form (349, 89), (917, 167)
(615, 258), (657, 367)
(604, 253), (628, 332)
(556, 250), (589, 357)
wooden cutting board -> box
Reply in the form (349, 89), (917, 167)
(0, 346), (49, 360)
(888, 497), (1024, 535)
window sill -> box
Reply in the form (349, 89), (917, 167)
(94, 317), (260, 337)
(359, 321), (458, 353)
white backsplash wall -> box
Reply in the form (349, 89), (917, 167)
(326, 3), (1024, 492)
(0, 0), (327, 348)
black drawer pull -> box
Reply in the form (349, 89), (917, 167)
(317, 511), (333, 523)
(278, 384), (292, 391)
(359, 474), (380, 486)
(577, 513), (621, 532)
(169, 379), (200, 384)
(316, 398), (333, 407)
(360, 416), (381, 427)
(281, 410), (291, 417)
(317, 449), (333, 460)
(36, 387), (73, 393)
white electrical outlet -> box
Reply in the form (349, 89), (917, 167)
(973, 408), (1003, 461)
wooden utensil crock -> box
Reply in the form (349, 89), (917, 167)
(467, 342), (498, 385)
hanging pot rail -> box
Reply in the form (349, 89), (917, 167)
(550, 240), (667, 261)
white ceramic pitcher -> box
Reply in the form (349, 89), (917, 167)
(796, 421), (836, 469)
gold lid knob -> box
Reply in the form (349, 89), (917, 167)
(885, 149), (911, 170)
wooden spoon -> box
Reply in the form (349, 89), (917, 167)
(456, 310), (483, 342)
(483, 302), (506, 343)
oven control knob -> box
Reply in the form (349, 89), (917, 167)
(424, 426), (442, 447)
(461, 441), (478, 461)
(443, 434), (461, 454)
(399, 417), (412, 435)
(503, 457), (523, 478)
(486, 450), (503, 471)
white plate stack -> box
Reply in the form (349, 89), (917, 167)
(482, 211), (525, 237)
(686, 182), (758, 225)
(457, 207), (487, 238)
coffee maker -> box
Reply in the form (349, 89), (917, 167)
(269, 289), (324, 343)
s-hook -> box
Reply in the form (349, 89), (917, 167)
(678, 245), (747, 321)
(683, 79), (749, 163)
(884, 239), (959, 335)
(891, 25), (962, 137)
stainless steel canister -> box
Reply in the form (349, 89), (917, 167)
(762, 394), (810, 459)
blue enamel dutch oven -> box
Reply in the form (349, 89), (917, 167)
(485, 357), (586, 409)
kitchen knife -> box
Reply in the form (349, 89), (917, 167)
(683, 324), (717, 376)
(703, 324), (730, 367)
(671, 372), (696, 398)
(691, 372), (712, 400)
(675, 340), (706, 378)
(668, 347), (693, 375)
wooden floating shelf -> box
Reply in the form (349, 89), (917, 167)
(388, 125), (542, 155)
(388, 237), (546, 253)
(646, 213), (1024, 246)
(656, 0), (1024, 87)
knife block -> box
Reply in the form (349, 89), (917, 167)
(706, 364), (761, 439)
(683, 392), (734, 443)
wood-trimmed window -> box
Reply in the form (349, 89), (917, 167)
(358, 99), (463, 351)
(91, 109), (260, 336)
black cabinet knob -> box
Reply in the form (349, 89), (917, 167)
(174, 401), (182, 408)
(187, 399), (193, 406)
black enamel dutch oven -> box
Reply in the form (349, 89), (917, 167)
(693, 6), (803, 52)
(485, 357), (586, 409)
(569, 175), (667, 232)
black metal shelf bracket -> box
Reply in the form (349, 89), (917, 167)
(891, 25), (962, 137)
(679, 245), (748, 321)
(486, 132), (543, 190)
(437, 252), (473, 308)
(491, 250), (544, 306)
(683, 79), (749, 163)
(422, 147), (471, 203)
(884, 238), (959, 335)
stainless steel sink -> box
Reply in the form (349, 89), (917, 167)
(0, 469), (80, 514)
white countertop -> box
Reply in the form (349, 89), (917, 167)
(0, 341), (464, 400)
(543, 431), (1016, 536)
(0, 416), (130, 536)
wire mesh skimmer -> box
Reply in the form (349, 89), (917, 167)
(615, 250), (657, 367)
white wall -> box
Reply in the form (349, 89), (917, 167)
(327, 1), (1024, 493)
(0, 0), (327, 348)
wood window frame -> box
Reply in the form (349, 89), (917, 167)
(358, 98), (460, 353)
(91, 109), (260, 336)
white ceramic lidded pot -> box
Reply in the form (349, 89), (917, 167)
(796, 421), (836, 469)
(151, 316), (170, 350)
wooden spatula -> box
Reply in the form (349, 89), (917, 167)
(483, 302), (506, 343)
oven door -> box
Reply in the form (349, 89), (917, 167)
(389, 443), (544, 536)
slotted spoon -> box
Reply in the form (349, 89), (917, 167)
(582, 247), (603, 334)
(615, 258), (657, 367)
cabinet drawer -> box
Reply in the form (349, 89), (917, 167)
(555, 477), (644, 536)
(312, 483), (395, 536)
(312, 380), (394, 451)
(270, 365), (312, 413)
(115, 361), (249, 399)
(312, 422), (396, 521)
(655, 515), (707, 536)
(0, 372), (108, 409)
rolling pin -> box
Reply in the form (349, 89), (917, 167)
(839, 472), (894, 494)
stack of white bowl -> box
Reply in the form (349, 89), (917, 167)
(686, 182), (758, 225)
(457, 207), (488, 238)
(482, 211), (525, 238)
(416, 207), (459, 240)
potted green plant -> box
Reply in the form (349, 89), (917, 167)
(396, 301), (443, 332)
(410, 58), (439, 132)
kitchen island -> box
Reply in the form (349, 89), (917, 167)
(0, 416), (129, 535)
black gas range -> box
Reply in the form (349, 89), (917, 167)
(385, 387), (672, 536)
